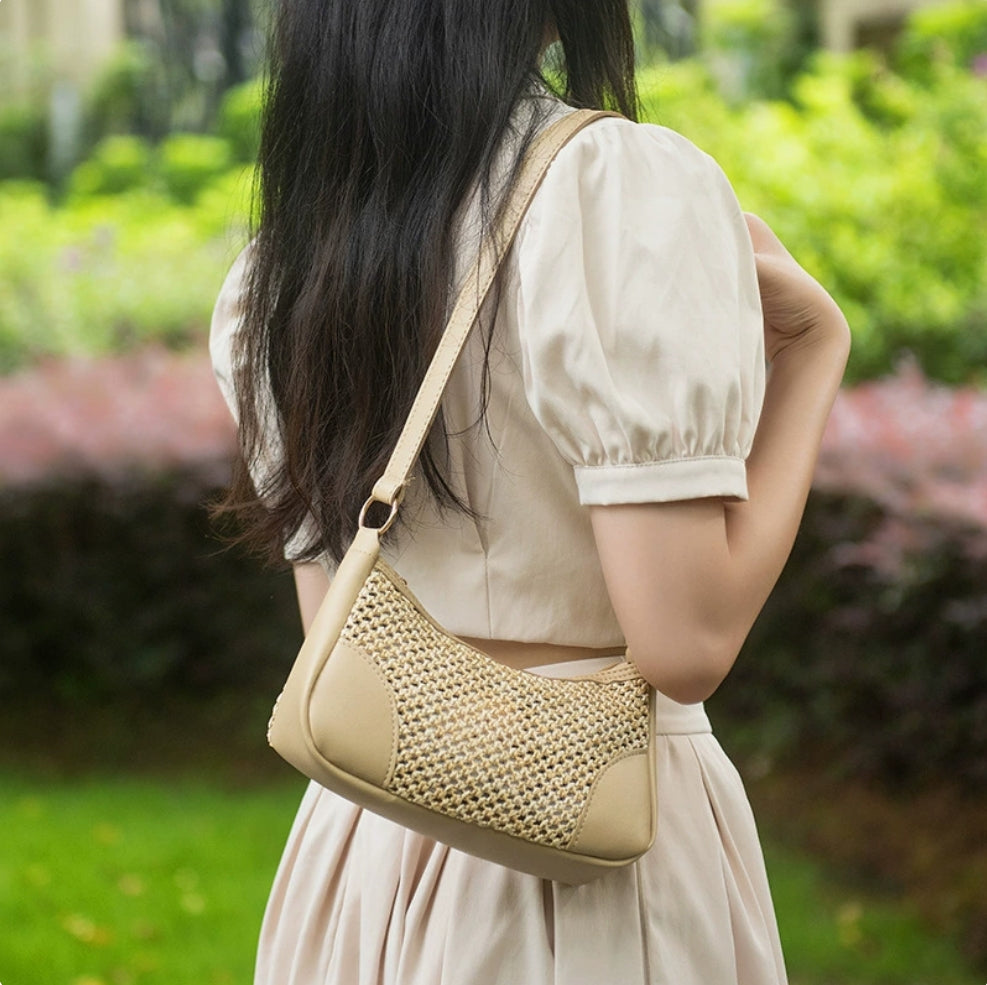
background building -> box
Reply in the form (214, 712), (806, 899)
(0, 0), (124, 96)
(0, 0), (257, 102)
(817, 0), (955, 51)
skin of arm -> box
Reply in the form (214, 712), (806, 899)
(293, 561), (330, 636)
(590, 214), (852, 705)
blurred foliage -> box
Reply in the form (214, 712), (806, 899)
(1, 469), (984, 793)
(0, 2), (985, 382)
(68, 135), (155, 198)
(0, 1), (264, 184)
(0, 175), (251, 371)
(216, 76), (264, 163)
(0, 104), (49, 183)
(92, 0), (265, 140)
(159, 133), (233, 203)
(640, 44), (987, 384)
(636, 0), (701, 61)
(115, 0), (263, 134)
(83, 41), (168, 148)
(700, 0), (800, 99)
(67, 130), (240, 205)
(896, 0), (987, 80)
(714, 491), (987, 793)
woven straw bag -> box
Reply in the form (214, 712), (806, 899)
(267, 109), (658, 885)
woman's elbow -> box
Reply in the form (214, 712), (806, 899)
(629, 631), (740, 705)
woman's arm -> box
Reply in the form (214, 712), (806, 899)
(293, 562), (330, 635)
(590, 215), (851, 704)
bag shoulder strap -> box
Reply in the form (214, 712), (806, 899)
(365, 108), (618, 522)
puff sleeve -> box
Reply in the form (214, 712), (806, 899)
(209, 246), (316, 561)
(511, 118), (765, 505)
(209, 246), (250, 430)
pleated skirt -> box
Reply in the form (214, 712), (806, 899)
(255, 658), (788, 985)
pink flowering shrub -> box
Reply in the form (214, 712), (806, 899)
(0, 347), (235, 488)
(819, 361), (987, 536)
(2, 350), (985, 536)
(814, 361), (987, 582)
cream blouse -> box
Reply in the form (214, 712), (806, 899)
(210, 103), (765, 648)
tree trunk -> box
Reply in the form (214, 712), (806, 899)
(220, 0), (250, 88)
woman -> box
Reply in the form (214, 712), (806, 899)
(210, 0), (850, 982)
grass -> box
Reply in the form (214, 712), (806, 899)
(0, 773), (305, 985)
(764, 842), (977, 985)
(0, 771), (980, 985)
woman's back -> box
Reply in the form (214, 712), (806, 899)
(211, 99), (764, 649)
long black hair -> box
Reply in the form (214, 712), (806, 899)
(218, 0), (638, 563)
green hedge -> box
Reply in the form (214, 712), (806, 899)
(711, 492), (987, 790)
(0, 473), (299, 703)
(1, 469), (984, 794)
(159, 134), (234, 205)
(67, 135), (155, 198)
(67, 132), (238, 204)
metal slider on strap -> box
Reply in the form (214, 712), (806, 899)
(358, 486), (405, 535)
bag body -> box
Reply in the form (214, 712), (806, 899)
(268, 527), (657, 884)
(267, 110), (658, 885)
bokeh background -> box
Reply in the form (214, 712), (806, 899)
(1, 1), (985, 983)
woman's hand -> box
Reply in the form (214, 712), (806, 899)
(745, 213), (850, 363)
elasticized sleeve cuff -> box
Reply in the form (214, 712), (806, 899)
(573, 456), (749, 506)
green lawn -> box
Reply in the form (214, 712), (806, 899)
(764, 842), (977, 985)
(0, 772), (978, 985)
(0, 774), (304, 985)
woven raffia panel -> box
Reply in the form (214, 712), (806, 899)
(339, 565), (652, 849)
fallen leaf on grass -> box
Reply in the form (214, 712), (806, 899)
(117, 873), (145, 897)
(62, 913), (112, 946)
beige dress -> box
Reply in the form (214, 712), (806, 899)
(211, 96), (787, 985)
